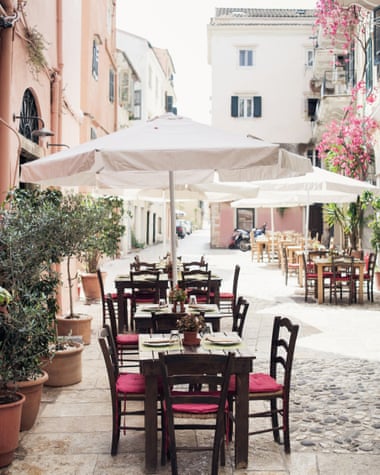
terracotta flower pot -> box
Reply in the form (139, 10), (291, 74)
(0, 391), (25, 467)
(56, 314), (93, 345)
(7, 371), (49, 431)
(43, 343), (84, 387)
(81, 271), (106, 303)
(183, 331), (200, 346)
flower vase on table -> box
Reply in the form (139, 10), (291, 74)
(172, 301), (185, 313)
(169, 286), (186, 313)
(182, 331), (200, 346)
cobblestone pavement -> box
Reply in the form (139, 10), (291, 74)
(4, 228), (380, 474)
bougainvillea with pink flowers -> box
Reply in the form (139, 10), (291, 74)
(315, 2), (378, 181)
(316, 82), (378, 180)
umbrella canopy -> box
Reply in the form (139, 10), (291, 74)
(232, 167), (380, 251)
(20, 114), (312, 283)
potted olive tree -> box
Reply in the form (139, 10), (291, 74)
(78, 194), (125, 303)
(0, 189), (61, 441)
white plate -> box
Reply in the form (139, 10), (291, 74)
(205, 336), (241, 345)
(143, 339), (175, 347)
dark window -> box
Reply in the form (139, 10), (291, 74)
(366, 38), (373, 92)
(307, 98), (319, 121)
(375, 7), (380, 65)
(231, 95), (262, 118)
(236, 208), (255, 230)
(134, 90), (142, 120)
(166, 95), (173, 112)
(109, 69), (115, 103)
(92, 40), (99, 80)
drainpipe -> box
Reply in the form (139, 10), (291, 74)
(52, 0), (63, 143)
(0, 0), (19, 202)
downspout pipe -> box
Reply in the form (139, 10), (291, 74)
(0, 0), (20, 201)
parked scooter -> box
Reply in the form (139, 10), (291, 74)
(228, 228), (251, 251)
(228, 223), (267, 252)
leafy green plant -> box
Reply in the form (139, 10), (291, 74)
(78, 195), (126, 273)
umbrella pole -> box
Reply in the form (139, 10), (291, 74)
(270, 207), (274, 262)
(169, 171), (178, 286)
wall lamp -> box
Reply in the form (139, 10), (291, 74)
(13, 113), (55, 138)
(47, 143), (70, 149)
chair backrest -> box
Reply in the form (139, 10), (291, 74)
(158, 352), (234, 469)
(367, 252), (377, 277)
(151, 312), (181, 333)
(182, 260), (208, 271)
(180, 269), (211, 303)
(232, 296), (249, 337)
(349, 248), (364, 260)
(269, 316), (299, 400)
(130, 270), (161, 303)
(98, 325), (119, 386)
(97, 268), (107, 327)
(105, 294), (119, 341)
(231, 264), (240, 310)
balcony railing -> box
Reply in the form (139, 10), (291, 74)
(321, 70), (354, 97)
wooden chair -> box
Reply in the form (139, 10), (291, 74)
(97, 268), (132, 331)
(159, 352), (234, 475)
(182, 258), (208, 271)
(151, 312), (182, 333)
(180, 269), (211, 303)
(130, 270), (161, 321)
(98, 326), (150, 455)
(281, 246), (299, 286)
(356, 252), (377, 302)
(329, 256), (356, 304)
(228, 316), (299, 453)
(105, 294), (139, 368)
(231, 296), (249, 338)
(218, 264), (240, 317)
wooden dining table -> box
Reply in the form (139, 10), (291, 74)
(114, 272), (222, 333)
(139, 333), (255, 473)
(313, 256), (365, 304)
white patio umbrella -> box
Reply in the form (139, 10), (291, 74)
(20, 114), (312, 284)
(232, 167), (380, 253)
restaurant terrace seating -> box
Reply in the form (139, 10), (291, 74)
(105, 294), (139, 368)
(159, 352), (234, 475)
(98, 326), (156, 455)
(228, 316), (299, 453)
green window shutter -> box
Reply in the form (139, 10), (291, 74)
(231, 96), (238, 117)
(253, 96), (262, 117)
(375, 7), (380, 65)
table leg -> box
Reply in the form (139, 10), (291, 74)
(358, 264), (364, 304)
(317, 266), (323, 304)
(234, 372), (249, 469)
(144, 374), (158, 473)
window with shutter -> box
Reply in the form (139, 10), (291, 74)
(92, 40), (99, 81)
(253, 96), (262, 117)
(231, 96), (238, 117)
(109, 69), (115, 103)
(231, 95), (262, 118)
(375, 7), (380, 65)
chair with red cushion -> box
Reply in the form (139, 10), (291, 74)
(218, 264), (240, 317)
(130, 269), (161, 323)
(98, 325), (148, 455)
(282, 247), (299, 285)
(329, 256), (356, 304)
(97, 268), (132, 331)
(159, 352), (234, 475)
(105, 294), (139, 369)
(228, 316), (299, 453)
(180, 269), (211, 303)
(355, 252), (377, 302)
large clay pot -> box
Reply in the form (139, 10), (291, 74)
(7, 371), (49, 431)
(56, 314), (93, 345)
(375, 271), (380, 291)
(81, 272), (106, 303)
(0, 391), (25, 467)
(43, 343), (84, 387)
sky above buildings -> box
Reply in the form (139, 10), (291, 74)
(116, 1), (317, 124)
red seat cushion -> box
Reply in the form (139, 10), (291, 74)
(117, 333), (139, 345)
(169, 391), (225, 414)
(219, 292), (233, 299)
(116, 373), (145, 394)
(229, 373), (283, 393)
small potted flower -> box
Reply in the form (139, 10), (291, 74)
(176, 313), (206, 346)
(169, 285), (187, 313)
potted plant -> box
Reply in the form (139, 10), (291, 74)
(77, 195), (125, 303)
(362, 191), (380, 289)
(176, 313), (206, 346)
(169, 285), (187, 313)
(0, 189), (84, 408)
